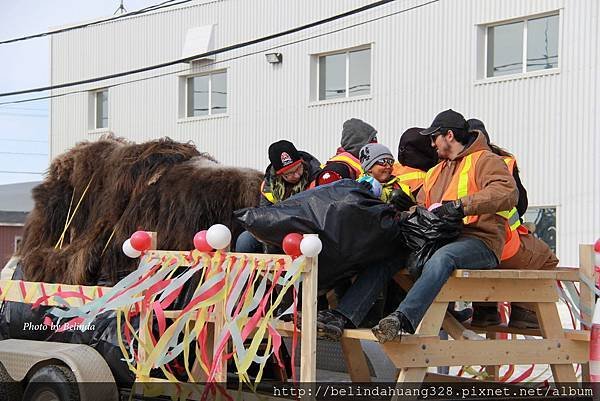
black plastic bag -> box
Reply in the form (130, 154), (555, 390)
(399, 206), (463, 278)
(234, 179), (408, 290)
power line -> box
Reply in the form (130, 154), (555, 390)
(0, 151), (47, 156)
(0, 0), (438, 106)
(0, 0), (193, 45)
(0, 0), (402, 98)
(0, 171), (43, 175)
(0, 138), (48, 143)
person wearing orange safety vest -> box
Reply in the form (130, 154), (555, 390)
(317, 118), (378, 183)
(370, 109), (518, 343)
(394, 127), (439, 195)
(467, 118), (559, 329)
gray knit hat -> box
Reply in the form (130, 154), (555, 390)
(340, 118), (378, 157)
(359, 143), (394, 172)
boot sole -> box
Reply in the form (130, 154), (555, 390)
(316, 324), (342, 341)
(372, 319), (401, 343)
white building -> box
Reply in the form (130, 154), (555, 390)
(49, 0), (599, 265)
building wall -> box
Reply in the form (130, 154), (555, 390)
(0, 225), (23, 268)
(50, 0), (600, 265)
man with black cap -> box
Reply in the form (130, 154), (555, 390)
(235, 139), (321, 253)
(371, 109), (519, 343)
(316, 118), (378, 183)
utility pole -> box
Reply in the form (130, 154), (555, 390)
(114, 0), (127, 15)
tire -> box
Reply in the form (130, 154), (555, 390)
(22, 365), (79, 401)
(0, 362), (23, 401)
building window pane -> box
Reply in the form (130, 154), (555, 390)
(487, 21), (524, 77)
(349, 48), (371, 97)
(319, 53), (346, 100)
(317, 46), (371, 101)
(188, 75), (209, 117)
(522, 207), (556, 253)
(527, 15), (559, 72)
(211, 71), (227, 115)
(95, 90), (108, 128)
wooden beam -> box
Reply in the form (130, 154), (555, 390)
(300, 254), (318, 384)
(579, 244), (595, 382)
(453, 268), (580, 281)
(383, 339), (588, 368)
(340, 337), (371, 382)
(436, 278), (558, 302)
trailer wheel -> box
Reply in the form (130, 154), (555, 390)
(0, 362), (23, 401)
(22, 365), (79, 401)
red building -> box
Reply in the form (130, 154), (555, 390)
(0, 182), (39, 272)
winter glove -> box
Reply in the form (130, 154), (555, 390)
(394, 210), (411, 224)
(432, 199), (465, 220)
(357, 179), (373, 192)
(390, 189), (416, 211)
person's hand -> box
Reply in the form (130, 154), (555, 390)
(357, 179), (373, 192)
(394, 210), (411, 224)
(390, 189), (416, 211)
(432, 200), (465, 219)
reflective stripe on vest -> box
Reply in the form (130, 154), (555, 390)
(260, 180), (275, 204)
(392, 163), (427, 192)
(498, 157), (521, 232)
(325, 152), (364, 179)
(423, 151), (520, 261)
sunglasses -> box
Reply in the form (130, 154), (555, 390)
(374, 158), (395, 167)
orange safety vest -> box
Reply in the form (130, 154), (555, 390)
(322, 152), (364, 179)
(422, 151), (521, 261)
(392, 163), (427, 193)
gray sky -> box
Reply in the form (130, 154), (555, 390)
(0, 0), (157, 185)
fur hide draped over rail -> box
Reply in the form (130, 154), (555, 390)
(18, 135), (263, 286)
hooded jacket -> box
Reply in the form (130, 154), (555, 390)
(339, 118), (378, 158)
(417, 131), (518, 261)
(260, 150), (321, 207)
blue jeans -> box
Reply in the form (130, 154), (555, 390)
(397, 237), (498, 331)
(234, 230), (263, 253)
(335, 237), (498, 330)
(335, 252), (408, 327)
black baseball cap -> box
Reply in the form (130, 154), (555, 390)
(420, 109), (468, 136)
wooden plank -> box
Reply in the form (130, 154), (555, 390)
(535, 302), (578, 383)
(145, 250), (294, 267)
(436, 278), (558, 302)
(579, 244), (595, 381)
(484, 332), (501, 381)
(453, 268), (580, 281)
(391, 301), (447, 394)
(340, 337), (371, 382)
(383, 339), (588, 368)
(442, 314), (485, 341)
(300, 253), (318, 383)
(463, 323), (542, 337)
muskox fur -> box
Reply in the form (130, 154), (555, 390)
(18, 135), (262, 285)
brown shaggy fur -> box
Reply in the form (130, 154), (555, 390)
(19, 135), (262, 285)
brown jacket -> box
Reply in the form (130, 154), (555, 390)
(416, 132), (518, 261)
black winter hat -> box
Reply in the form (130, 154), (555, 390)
(398, 127), (439, 172)
(268, 140), (302, 174)
(467, 118), (491, 144)
(340, 118), (378, 157)
(420, 109), (468, 136)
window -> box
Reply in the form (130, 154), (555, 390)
(95, 90), (108, 128)
(317, 47), (371, 101)
(522, 207), (556, 253)
(14, 236), (22, 253)
(186, 71), (227, 117)
(486, 13), (559, 78)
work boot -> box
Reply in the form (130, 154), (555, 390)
(371, 311), (412, 344)
(470, 305), (501, 327)
(508, 305), (539, 329)
(316, 309), (348, 341)
(447, 302), (473, 323)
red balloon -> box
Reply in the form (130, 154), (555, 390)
(194, 230), (213, 252)
(130, 231), (152, 251)
(282, 233), (303, 257)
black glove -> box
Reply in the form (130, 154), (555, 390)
(432, 200), (465, 219)
(394, 210), (411, 224)
(390, 189), (416, 211)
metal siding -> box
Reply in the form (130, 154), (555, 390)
(50, 0), (600, 265)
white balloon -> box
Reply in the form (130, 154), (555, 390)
(122, 239), (142, 258)
(300, 235), (322, 257)
(206, 224), (232, 250)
